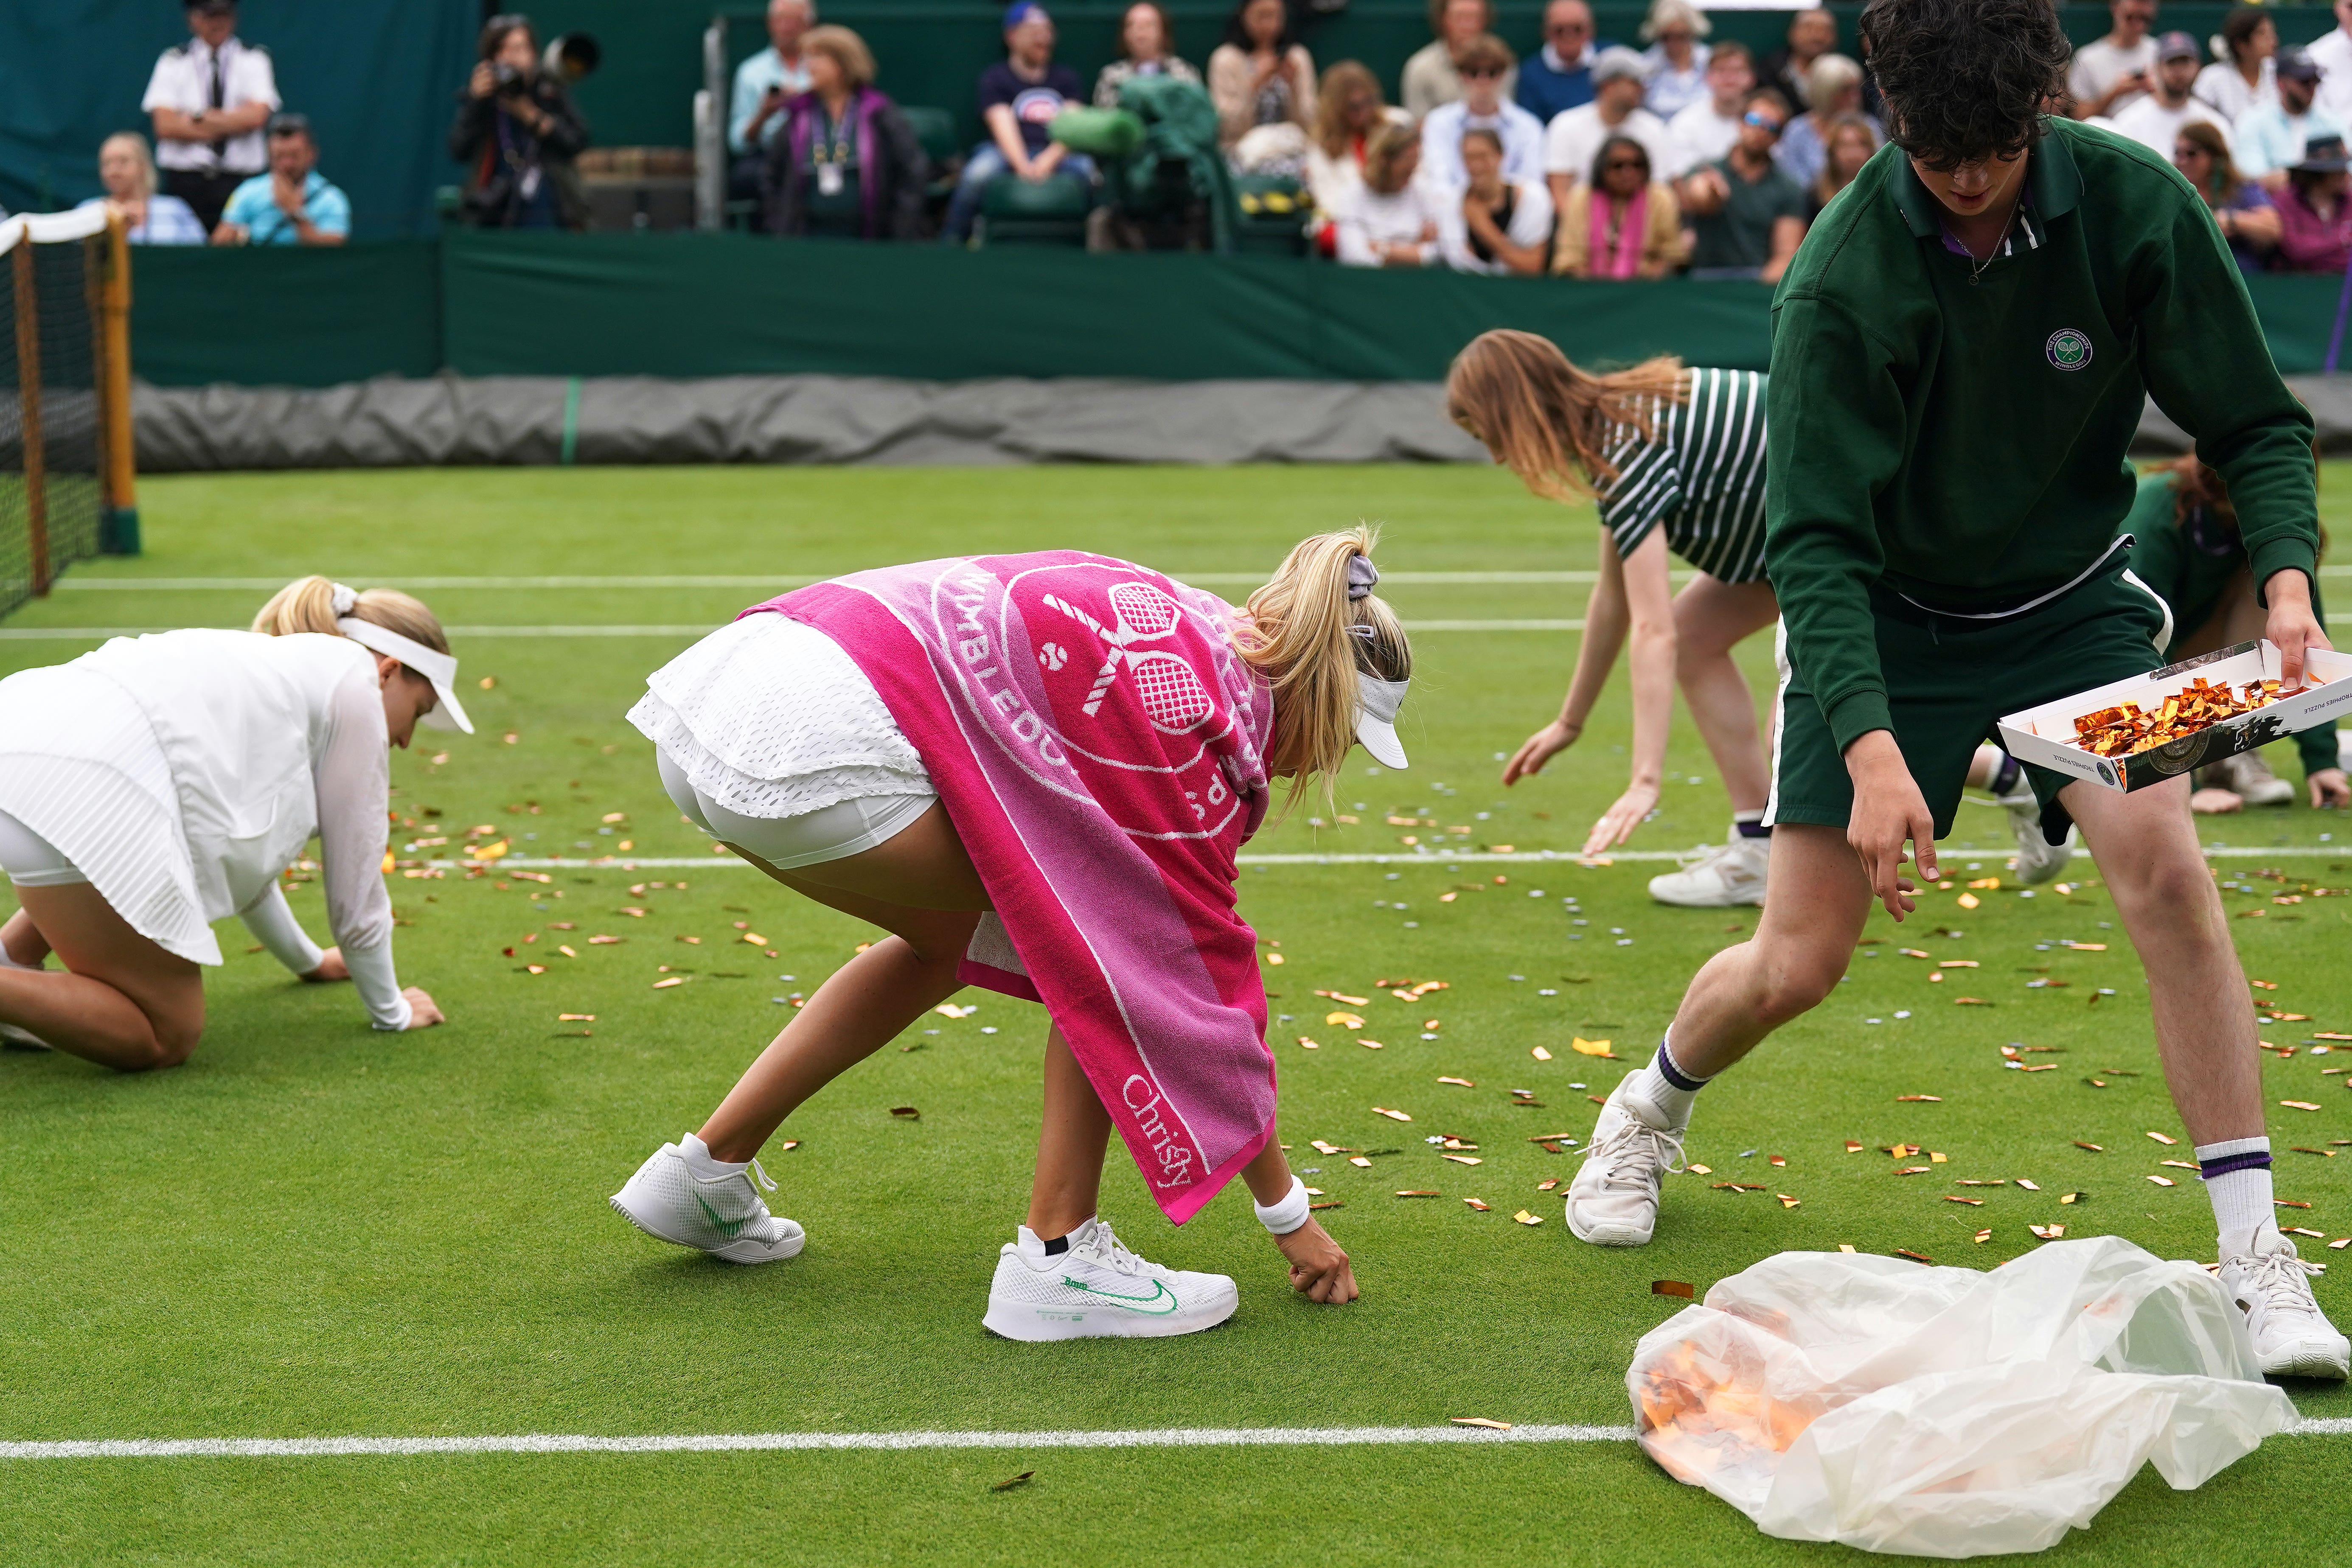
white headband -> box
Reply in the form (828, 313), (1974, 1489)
(335, 592), (474, 734)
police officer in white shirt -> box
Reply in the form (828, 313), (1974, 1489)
(141, 0), (281, 233)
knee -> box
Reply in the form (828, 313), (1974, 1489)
(121, 1013), (202, 1072)
(2108, 849), (2214, 913)
(1751, 948), (1846, 1025)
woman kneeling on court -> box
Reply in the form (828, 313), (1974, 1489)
(0, 578), (460, 1069)
(610, 530), (1409, 1339)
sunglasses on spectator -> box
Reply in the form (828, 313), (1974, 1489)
(1744, 111), (1783, 133)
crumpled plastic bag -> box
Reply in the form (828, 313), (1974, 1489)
(1627, 1236), (2292, 1557)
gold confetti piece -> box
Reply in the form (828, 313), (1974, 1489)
(1711, 1182), (1767, 1192)
(588, 934), (623, 945)
(776, 1140), (798, 1151)
(1900, 948), (1931, 959)
(1395, 1190), (1442, 1198)
(1440, 1138), (1479, 1150)
(2060, 1192), (2079, 1204)
(1464, 1197), (1490, 1211)
(1451, 1417), (1513, 1430)
(2030, 1223), (2067, 1240)
(1955, 1179), (2003, 1187)
(993, 1470), (1035, 1492)
(2160, 1160), (2198, 1170)
(1325, 1011), (1365, 1029)
(1883, 1144), (1919, 1157)
(2293, 1147), (2337, 1157)
(1895, 1250), (1935, 1264)
(740, 932), (768, 945)
(1930, 1152), (1948, 1163)
(2147, 1175), (2176, 1187)
(1513, 1210), (1544, 1226)
(1531, 1046), (1554, 1061)
(1358, 1039), (1386, 1050)
(1571, 1038), (1616, 1057)
(1957, 892), (1981, 909)
(1939, 960), (1981, 969)
(1536, 1177), (1561, 1191)
(557, 1013), (595, 1022)
(1895, 1165), (1932, 1176)
(1439, 892), (1457, 903)
(1928, 973), (1946, 985)
(1845, 1141), (1864, 1153)
(2062, 941), (2107, 951)
(1838, 1243), (1857, 1254)
(1295, 1037), (1321, 1050)
(525, 964), (546, 976)
(1264, 951), (1284, 965)
(1954, 997), (1992, 1006)
(557, 944), (578, 958)
(1944, 1195), (1986, 1206)
(2146, 1131), (2178, 1145)
(1525, 1133), (1575, 1144)
(890, 1106), (920, 1119)
(1308, 1201), (1344, 1212)
(1967, 877), (2001, 890)
(2075, 1141), (2103, 1152)
(1898, 1095), (1944, 1103)
(2331, 1238), (2352, 1250)
(1437, 1076), (1475, 1088)
(1349, 1156), (1374, 1168)
(1651, 1280), (1695, 1299)
(676, 935), (702, 946)
(1768, 1155), (1787, 1167)
(2315, 1031), (2352, 1041)
(1372, 1106), (1413, 1122)
(1442, 1154), (1482, 1166)
(1687, 1164), (1713, 1175)
(2287, 1226), (2328, 1239)
(1315, 990), (1371, 1006)
(2275, 1199), (2313, 1209)
(1974, 1229), (1993, 1243)
(1310, 1140), (1350, 1155)
(2282, 1100), (2324, 1111)
(1777, 1194), (1800, 1209)
(2016, 1179), (2040, 1191)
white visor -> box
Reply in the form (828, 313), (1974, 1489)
(1355, 673), (1410, 769)
(337, 617), (474, 734)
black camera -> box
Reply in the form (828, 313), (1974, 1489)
(492, 62), (527, 94)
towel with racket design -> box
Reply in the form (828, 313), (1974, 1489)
(747, 553), (1277, 1224)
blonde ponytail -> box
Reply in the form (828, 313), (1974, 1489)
(1238, 526), (1412, 811)
(252, 575), (451, 655)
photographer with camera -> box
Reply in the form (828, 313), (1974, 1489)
(451, 13), (589, 230)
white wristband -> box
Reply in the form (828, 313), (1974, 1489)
(1254, 1174), (1312, 1235)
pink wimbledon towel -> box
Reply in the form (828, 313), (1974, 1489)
(746, 551), (1277, 1223)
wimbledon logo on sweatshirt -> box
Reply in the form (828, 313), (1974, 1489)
(2046, 329), (2092, 371)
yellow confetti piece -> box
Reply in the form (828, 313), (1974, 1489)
(1325, 1011), (1365, 1029)
(1973, 1229), (1993, 1243)
(2030, 1223), (2067, 1240)
(1531, 1045), (1553, 1061)
(2147, 1175), (2176, 1187)
(1513, 1210), (1544, 1226)
(1450, 1417), (1513, 1431)
(652, 976), (685, 989)
(1295, 1036), (1321, 1050)
(1372, 1106), (1413, 1122)
(1956, 892), (1980, 909)
(1442, 1154), (1482, 1166)
(1265, 952), (1284, 965)
(2282, 1100), (2324, 1111)
(741, 932), (768, 945)
(1571, 1037), (1615, 1056)
(2146, 1131), (2178, 1145)
(1437, 1076), (1475, 1087)
(557, 1013), (595, 1022)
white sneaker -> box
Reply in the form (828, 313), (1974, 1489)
(2218, 1234), (2351, 1380)
(1565, 1074), (1686, 1246)
(2217, 749), (2296, 808)
(982, 1216), (1238, 1341)
(609, 1141), (806, 1265)
(0, 1020), (53, 1052)
(1996, 778), (2075, 886)
(1648, 831), (1768, 908)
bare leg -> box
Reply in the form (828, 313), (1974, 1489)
(2, 907), (53, 967)
(0, 882), (204, 1072)
(2062, 775), (2262, 1145)
(1025, 1025), (1114, 1237)
(1670, 576), (1780, 814)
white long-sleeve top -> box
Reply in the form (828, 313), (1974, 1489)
(1335, 179), (1453, 267)
(0, 630), (409, 1028)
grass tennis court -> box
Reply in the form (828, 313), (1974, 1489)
(6, 465), (2352, 1565)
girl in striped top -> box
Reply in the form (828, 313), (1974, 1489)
(1446, 328), (1779, 906)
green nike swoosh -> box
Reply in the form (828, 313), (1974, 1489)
(695, 1192), (748, 1238)
(1060, 1276), (1179, 1313)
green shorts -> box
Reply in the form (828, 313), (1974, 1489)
(1766, 562), (2174, 839)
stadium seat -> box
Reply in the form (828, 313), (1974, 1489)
(977, 174), (1091, 247)
(902, 104), (964, 219)
(1232, 174), (1309, 258)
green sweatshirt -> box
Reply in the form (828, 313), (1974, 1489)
(1765, 117), (2318, 751)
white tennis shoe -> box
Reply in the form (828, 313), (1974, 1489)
(609, 1140), (806, 1265)
(1996, 778), (2075, 886)
(0, 1020), (53, 1051)
(1648, 832), (1769, 908)
(2218, 1235), (2352, 1380)
(1565, 1073), (1687, 1246)
(982, 1216), (1238, 1341)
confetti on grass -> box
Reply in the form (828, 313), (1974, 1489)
(1451, 1417), (1513, 1431)
(1651, 1280), (1695, 1299)
(992, 1471), (1035, 1492)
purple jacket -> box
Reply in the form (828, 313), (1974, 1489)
(2274, 182), (2352, 275)
(761, 86), (928, 240)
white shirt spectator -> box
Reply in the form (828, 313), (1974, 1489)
(1305, 107), (1411, 223)
(1420, 99), (1547, 189)
(1335, 178), (1453, 266)
(1440, 176), (1556, 272)
(2236, 100), (2347, 180)
(1642, 42), (1710, 120)
(1664, 95), (1740, 177)
(2195, 56), (2276, 123)
(140, 36), (279, 174)
(2311, 25), (2352, 127)
(1544, 102), (1675, 187)
(2069, 35), (2158, 117)
(730, 46), (815, 155)
(2109, 94), (2233, 160)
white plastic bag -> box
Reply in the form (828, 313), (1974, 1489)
(1627, 1237), (2291, 1557)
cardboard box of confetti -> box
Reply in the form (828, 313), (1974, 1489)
(1996, 639), (2352, 793)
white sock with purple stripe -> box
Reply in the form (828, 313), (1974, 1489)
(2198, 1136), (2278, 1258)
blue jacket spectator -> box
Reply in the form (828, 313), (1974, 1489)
(78, 132), (208, 244)
(1516, 0), (1611, 121)
(1638, 0), (1712, 120)
(943, 3), (1095, 244)
(212, 114), (347, 245)
(761, 26), (927, 239)
(730, 0), (817, 202)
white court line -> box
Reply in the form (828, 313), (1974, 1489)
(460, 844), (2348, 871)
(0, 621), (1584, 641)
(43, 571), (1625, 592)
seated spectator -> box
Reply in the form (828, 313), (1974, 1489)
(761, 26), (926, 240)
(1518, 0), (1608, 123)
(1639, 0), (1712, 121)
(1544, 47), (1674, 215)
(212, 114), (348, 245)
(943, 3), (1092, 245)
(2175, 120), (2279, 273)
(78, 132), (207, 245)
(1441, 127), (1554, 275)
(1404, 0), (1516, 118)
(452, 14), (591, 230)
(1306, 60), (1409, 236)
(1208, 0), (1315, 171)
(1553, 134), (1685, 278)
(1335, 121), (1448, 266)
(1664, 40), (1752, 178)
(1676, 91), (1803, 281)
(729, 0), (816, 205)
(2197, 5), (2277, 124)
(1094, 2), (1201, 107)
(2068, 0), (2158, 120)
(142, 0), (279, 234)
(1420, 36), (1544, 189)
(2237, 48), (2341, 188)
(1806, 111), (1879, 222)
(1774, 54), (1877, 192)
(2271, 133), (2352, 272)
(2112, 32), (2231, 158)
(1756, 7), (1834, 111)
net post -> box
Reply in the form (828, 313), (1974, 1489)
(96, 213), (138, 555)
(12, 238), (48, 597)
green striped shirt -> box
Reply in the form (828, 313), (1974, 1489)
(1597, 367), (1771, 584)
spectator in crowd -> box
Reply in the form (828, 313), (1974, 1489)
(2175, 120), (2279, 273)
(1093, 2), (1201, 107)
(1756, 8), (1835, 110)
(1420, 36), (1544, 189)
(2237, 48), (2343, 188)
(1306, 60), (1408, 227)
(1442, 126), (1555, 275)
(760, 25), (926, 240)
(2271, 132), (2352, 272)
(1544, 47), (1674, 216)
(2196, 6), (2277, 124)
(1208, 0), (1316, 167)
(943, 3), (1090, 245)
(1335, 120), (1448, 266)
(1677, 90), (1804, 281)
(1404, 0), (1517, 118)
(1772, 53), (1876, 192)
(141, 0), (280, 234)
(1664, 40), (1752, 178)
(212, 113), (347, 246)
(2069, 0), (2159, 119)
(1639, 0), (1712, 121)
(729, 0), (815, 203)
(1554, 134), (1685, 278)
(452, 14), (591, 229)
(2112, 31), (2230, 159)
(1805, 111), (1879, 222)
(1518, 1), (1609, 123)
(78, 132), (207, 245)
(2309, 0), (2352, 127)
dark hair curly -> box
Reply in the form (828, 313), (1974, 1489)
(1859, 0), (2069, 170)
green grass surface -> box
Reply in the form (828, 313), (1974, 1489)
(6, 466), (2352, 1564)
